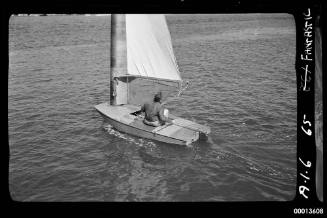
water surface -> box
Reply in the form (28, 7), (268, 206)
(9, 14), (297, 201)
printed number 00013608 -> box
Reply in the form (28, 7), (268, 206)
(293, 208), (323, 214)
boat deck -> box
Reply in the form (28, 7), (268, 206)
(95, 102), (210, 145)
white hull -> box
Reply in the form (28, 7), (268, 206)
(95, 102), (210, 146)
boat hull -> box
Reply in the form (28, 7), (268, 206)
(95, 102), (210, 146)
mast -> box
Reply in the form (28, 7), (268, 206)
(110, 14), (128, 105)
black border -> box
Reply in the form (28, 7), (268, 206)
(4, 0), (326, 215)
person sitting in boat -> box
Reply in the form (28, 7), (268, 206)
(133, 92), (172, 127)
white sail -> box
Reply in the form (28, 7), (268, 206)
(125, 14), (182, 82)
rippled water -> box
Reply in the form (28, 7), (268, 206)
(9, 14), (297, 201)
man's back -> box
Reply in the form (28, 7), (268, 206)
(142, 102), (162, 122)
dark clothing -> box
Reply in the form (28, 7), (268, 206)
(140, 102), (168, 124)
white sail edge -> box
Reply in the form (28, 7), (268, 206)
(125, 14), (182, 82)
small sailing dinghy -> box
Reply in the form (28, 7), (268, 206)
(95, 14), (210, 146)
